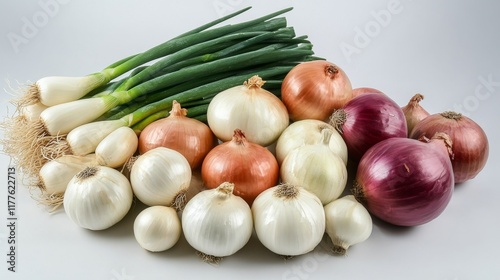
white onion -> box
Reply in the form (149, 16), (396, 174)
(324, 195), (373, 255)
(130, 147), (191, 209)
(275, 119), (348, 165)
(182, 182), (253, 262)
(280, 129), (348, 205)
(252, 184), (325, 256)
(207, 75), (289, 146)
(133, 206), (181, 252)
(63, 166), (133, 230)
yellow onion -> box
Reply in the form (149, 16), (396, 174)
(281, 60), (353, 121)
(201, 129), (279, 205)
(138, 100), (216, 169)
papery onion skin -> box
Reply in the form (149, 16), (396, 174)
(401, 93), (430, 135)
(410, 111), (489, 183)
(330, 93), (407, 162)
(201, 129), (279, 205)
(353, 135), (454, 226)
(138, 100), (216, 169)
(281, 60), (353, 121)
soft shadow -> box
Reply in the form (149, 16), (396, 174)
(371, 215), (416, 235)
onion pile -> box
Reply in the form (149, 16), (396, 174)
(13, 43), (489, 261)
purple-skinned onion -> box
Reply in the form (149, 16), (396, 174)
(330, 93), (407, 162)
(410, 111), (489, 183)
(352, 133), (455, 226)
(401, 93), (430, 135)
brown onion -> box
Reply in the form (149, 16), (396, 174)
(138, 100), (216, 169)
(410, 111), (489, 183)
(201, 129), (279, 205)
(401, 93), (430, 135)
(281, 60), (353, 121)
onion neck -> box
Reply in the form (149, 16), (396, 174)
(407, 93), (424, 108)
(325, 64), (339, 79)
(273, 183), (298, 200)
(329, 109), (347, 134)
(75, 166), (98, 182)
(441, 111), (462, 121)
(419, 132), (455, 160)
(231, 129), (248, 145)
(216, 182), (235, 197)
(243, 75), (266, 90)
(169, 100), (188, 117)
(351, 181), (367, 205)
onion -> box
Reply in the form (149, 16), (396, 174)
(353, 133), (455, 226)
(330, 93), (408, 161)
(207, 75), (289, 146)
(201, 129), (279, 205)
(138, 100), (216, 169)
(401, 93), (430, 135)
(275, 119), (348, 165)
(410, 111), (489, 183)
(280, 129), (347, 205)
(281, 60), (353, 121)
(352, 87), (384, 98)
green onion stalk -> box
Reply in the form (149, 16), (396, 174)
(1, 6), (322, 187)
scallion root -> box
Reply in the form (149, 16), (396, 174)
(36, 192), (65, 212)
(13, 83), (40, 108)
(1, 116), (54, 178)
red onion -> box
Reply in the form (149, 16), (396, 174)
(201, 129), (279, 205)
(401, 93), (430, 135)
(410, 111), (489, 183)
(330, 93), (407, 161)
(353, 133), (455, 226)
(281, 60), (353, 121)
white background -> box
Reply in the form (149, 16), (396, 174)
(1, 0), (499, 279)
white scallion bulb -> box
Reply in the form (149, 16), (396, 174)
(252, 183), (325, 257)
(40, 95), (117, 135)
(324, 195), (373, 255)
(130, 147), (191, 209)
(63, 166), (133, 230)
(20, 102), (48, 122)
(182, 182), (253, 262)
(36, 74), (107, 106)
(67, 120), (127, 156)
(134, 206), (181, 252)
(96, 126), (138, 168)
(280, 129), (348, 205)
